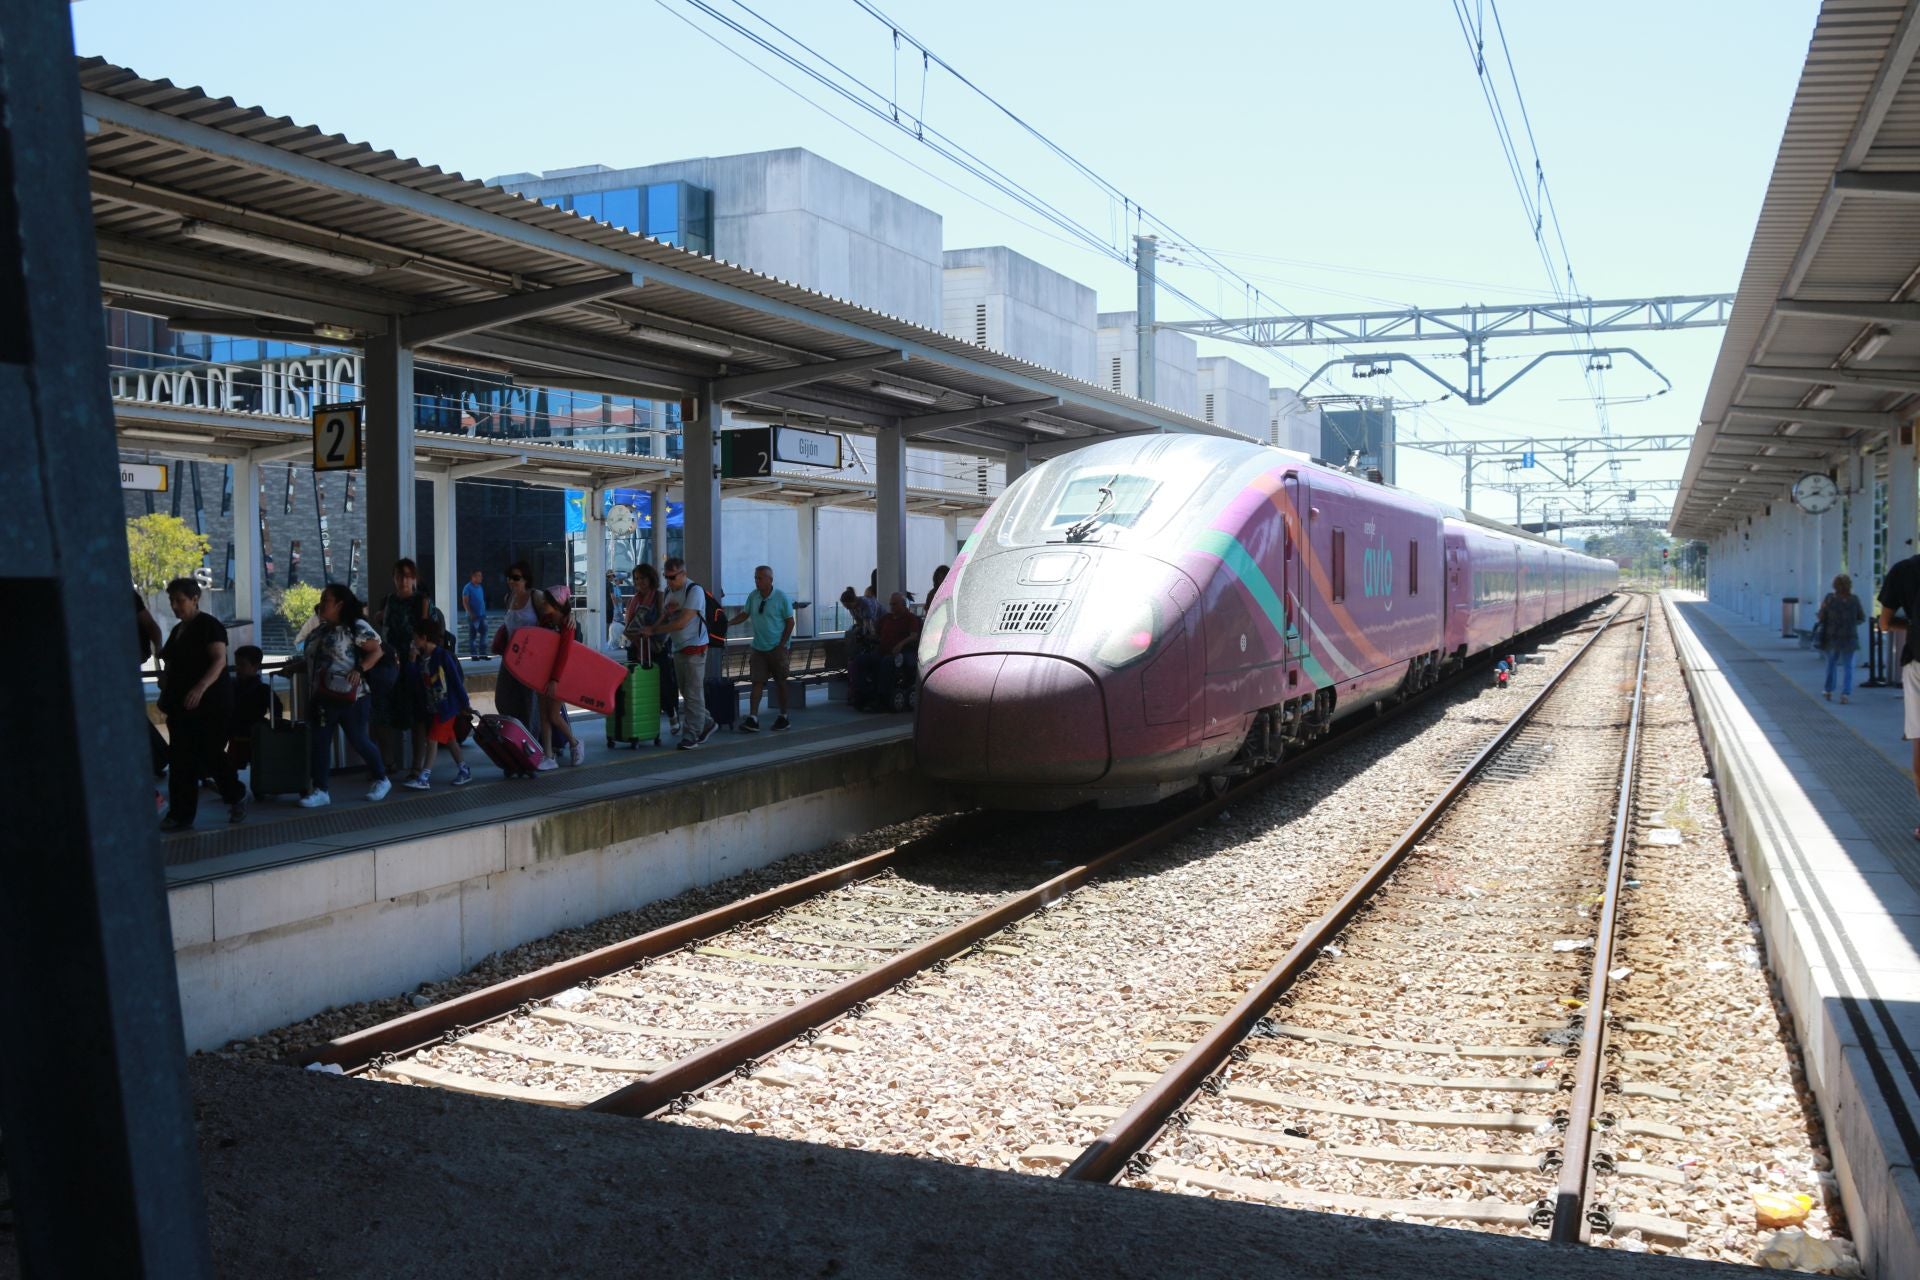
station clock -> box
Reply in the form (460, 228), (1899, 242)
(1791, 473), (1839, 515)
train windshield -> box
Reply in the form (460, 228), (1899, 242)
(1044, 473), (1158, 534)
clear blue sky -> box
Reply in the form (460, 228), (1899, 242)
(72, 0), (1821, 526)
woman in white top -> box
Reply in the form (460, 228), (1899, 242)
(298, 583), (391, 807)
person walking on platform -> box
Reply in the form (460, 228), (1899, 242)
(1817, 573), (1867, 703)
(157, 577), (247, 830)
(461, 569), (488, 660)
(404, 618), (472, 789)
(732, 564), (795, 732)
(1877, 553), (1920, 836)
(298, 583), (392, 808)
(377, 558), (442, 781)
(638, 556), (713, 750)
(529, 586), (585, 771)
(493, 560), (541, 733)
(623, 563), (678, 736)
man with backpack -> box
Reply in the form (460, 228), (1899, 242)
(644, 556), (715, 750)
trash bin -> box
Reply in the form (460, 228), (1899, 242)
(1781, 597), (1799, 639)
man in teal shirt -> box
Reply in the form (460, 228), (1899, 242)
(733, 564), (795, 732)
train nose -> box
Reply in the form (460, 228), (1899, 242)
(915, 654), (1110, 785)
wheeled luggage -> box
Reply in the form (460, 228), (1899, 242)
(704, 675), (737, 729)
(474, 712), (544, 777)
(608, 652), (663, 748)
(248, 670), (309, 798)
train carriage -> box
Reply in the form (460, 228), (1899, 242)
(915, 435), (1616, 810)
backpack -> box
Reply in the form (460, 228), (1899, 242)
(704, 590), (729, 643)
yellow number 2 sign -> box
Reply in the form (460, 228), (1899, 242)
(312, 403), (364, 472)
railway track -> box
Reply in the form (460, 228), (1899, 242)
(308, 604), (1622, 1128)
(1046, 593), (1664, 1247)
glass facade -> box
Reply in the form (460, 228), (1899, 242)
(538, 179), (713, 255)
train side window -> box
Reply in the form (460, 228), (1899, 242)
(1408, 541), (1418, 596)
(1331, 528), (1346, 602)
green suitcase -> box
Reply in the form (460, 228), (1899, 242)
(608, 654), (662, 748)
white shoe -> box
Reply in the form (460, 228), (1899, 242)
(569, 738), (585, 767)
(299, 790), (331, 808)
(403, 774), (431, 791)
(366, 778), (392, 802)
(536, 757), (559, 772)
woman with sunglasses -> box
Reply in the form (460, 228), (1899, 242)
(492, 560), (541, 731)
(623, 562), (678, 736)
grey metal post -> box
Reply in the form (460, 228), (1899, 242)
(649, 483), (669, 567)
(232, 447), (262, 645)
(1135, 234), (1157, 405)
(1462, 449), (1474, 514)
(876, 422), (908, 601)
(0, 7), (213, 1272)
(363, 326), (416, 583)
(683, 390), (721, 596)
(1004, 446), (1030, 486)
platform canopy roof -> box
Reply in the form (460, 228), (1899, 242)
(80, 56), (1248, 514)
(1673, 0), (1920, 539)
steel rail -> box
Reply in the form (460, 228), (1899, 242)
(318, 597), (1618, 1094)
(591, 598), (1628, 1120)
(1060, 593), (1638, 1185)
(1547, 602), (1652, 1243)
(305, 840), (924, 1071)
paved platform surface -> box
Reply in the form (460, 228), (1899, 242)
(161, 687), (910, 886)
(0, 1058), (1742, 1280)
(1665, 591), (1920, 1277)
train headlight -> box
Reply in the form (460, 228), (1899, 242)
(917, 599), (951, 668)
(1095, 598), (1158, 669)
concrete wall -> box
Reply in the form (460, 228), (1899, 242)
(500, 149), (945, 330)
(1269, 388), (1321, 454)
(1096, 311), (1199, 417)
(942, 246), (1098, 384)
(169, 735), (944, 1052)
(1195, 356), (1269, 436)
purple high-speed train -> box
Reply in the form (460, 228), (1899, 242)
(913, 434), (1616, 809)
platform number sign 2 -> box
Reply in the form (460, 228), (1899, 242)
(312, 403), (364, 473)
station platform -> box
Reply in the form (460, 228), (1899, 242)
(162, 684), (940, 1053)
(1662, 591), (1920, 1279)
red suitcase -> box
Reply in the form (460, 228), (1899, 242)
(474, 713), (544, 778)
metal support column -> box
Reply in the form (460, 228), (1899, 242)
(682, 392), (720, 596)
(796, 502), (818, 638)
(943, 514), (959, 562)
(876, 421), (908, 602)
(1462, 450), (1474, 514)
(1004, 446), (1030, 487)
(648, 484), (669, 568)
(363, 326), (416, 581)
(1889, 423), (1918, 570)
(0, 5), (213, 1271)
(232, 447), (261, 646)
(1135, 235), (1157, 405)
(429, 471), (456, 627)
(584, 487), (607, 647)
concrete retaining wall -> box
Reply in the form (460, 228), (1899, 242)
(169, 738), (940, 1051)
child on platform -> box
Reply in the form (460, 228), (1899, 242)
(404, 619), (472, 790)
(226, 644), (281, 772)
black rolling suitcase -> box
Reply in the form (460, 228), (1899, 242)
(249, 670), (309, 798)
(704, 675), (737, 729)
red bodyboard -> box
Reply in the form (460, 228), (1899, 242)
(505, 627), (625, 715)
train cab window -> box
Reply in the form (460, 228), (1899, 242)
(1043, 472), (1158, 534)
(1408, 541), (1418, 596)
(1331, 528), (1346, 602)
